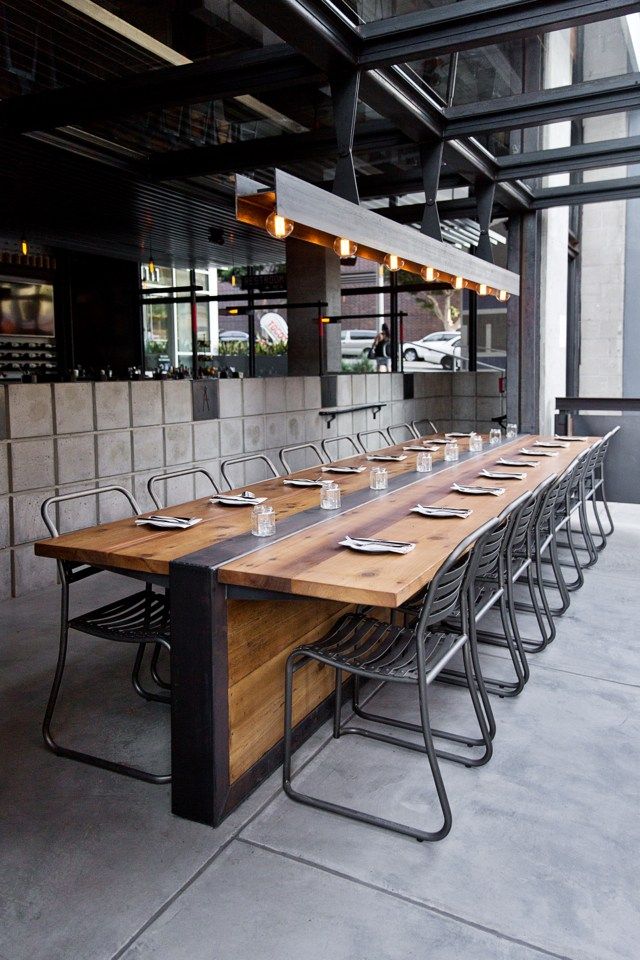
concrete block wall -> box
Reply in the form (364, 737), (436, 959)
(0, 372), (502, 599)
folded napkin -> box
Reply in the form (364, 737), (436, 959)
(411, 505), (472, 519)
(480, 469), (527, 480)
(340, 535), (415, 554)
(321, 465), (366, 474)
(445, 432), (473, 438)
(210, 493), (267, 506)
(533, 440), (569, 448)
(498, 457), (539, 468)
(136, 515), (202, 529)
(520, 448), (559, 457)
(283, 478), (324, 487)
(403, 445), (432, 452)
(451, 483), (505, 496)
(555, 435), (587, 441)
(422, 445), (440, 452)
(426, 439), (450, 445)
(366, 454), (407, 462)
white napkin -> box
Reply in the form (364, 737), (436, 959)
(480, 469), (526, 480)
(403, 445), (432, 451)
(411, 505), (472, 518)
(520, 448), (559, 457)
(283, 478), (324, 487)
(451, 483), (506, 496)
(210, 494), (267, 506)
(555, 435), (587, 441)
(366, 454), (407, 462)
(534, 440), (569, 448)
(425, 439), (450, 445)
(340, 535), (415, 554)
(136, 515), (202, 529)
(445, 432), (473, 438)
(321, 466), (366, 474)
(498, 457), (539, 468)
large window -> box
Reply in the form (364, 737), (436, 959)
(141, 266), (218, 375)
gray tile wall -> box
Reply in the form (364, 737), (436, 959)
(0, 373), (501, 599)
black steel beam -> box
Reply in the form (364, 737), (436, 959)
(496, 135), (640, 180)
(0, 45), (322, 134)
(377, 196), (509, 222)
(146, 119), (407, 180)
(530, 175), (640, 208)
(358, 0), (640, 68)
(445, 74), (640, 137)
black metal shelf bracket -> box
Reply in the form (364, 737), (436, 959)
(319, 402), (385, 428)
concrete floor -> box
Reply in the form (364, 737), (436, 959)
(1, 503), (639, 960)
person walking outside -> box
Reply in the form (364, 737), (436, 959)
(371, 323), (391, 372)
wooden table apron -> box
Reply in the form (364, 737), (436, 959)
(35, 435), (594, 826)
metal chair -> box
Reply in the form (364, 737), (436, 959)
(411, 418), (438, 438)
(220, 453), (280, 489)
(283, 517), (500, 842)
(41, 486), (171, 784)
(147, 466), (219, 510)
(320, 434), (363, 461)
(357, 427), (392, 451)
(279, 442), (327, 475)
(387, 422), (416, 444)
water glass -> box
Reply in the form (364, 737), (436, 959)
(444, 440), (459, 462)
(320, 481), (341, 510)
(369, 466), (388, 490)
(489, 428), (502, 445)
(506, 422), (518, 440)
(469, 432), (483, 452)
(251, 503), (276, 537)
(416, 452), (432, 473)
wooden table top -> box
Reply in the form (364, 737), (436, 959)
(35, 433), (595, 605)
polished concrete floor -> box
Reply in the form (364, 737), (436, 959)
(1, 504), (639, 960)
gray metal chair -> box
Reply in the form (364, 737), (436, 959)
(412, 418), (438, 438)
(321, 434), (363, 461)
(220, 453), (280, 489)
(387, 422), (416, 444)
(356, 427), (392, 451)
(40, 486), (171, 784)
(283, 517), (500, 842)
(279, 442), (327, 475)
(147, 466), (219, 510)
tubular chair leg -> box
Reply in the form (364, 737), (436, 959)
(132, 643), (171, 704)
(150, 642), (171, 691)
(577, 498), (599, 566)
(511, 562), (556, 650)
(283, 652), (452, 841)
(588, 493), (609, 551)
(43, 610), (171, 784)
(554, 521), (585, 590)
(597, 481), (615, 537)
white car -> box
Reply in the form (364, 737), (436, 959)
(402, 331), (460, 365)
(340, 328), (377, 358)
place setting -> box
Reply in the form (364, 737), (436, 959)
(209, 491), (268, 506)
(519, 447), (560, 457)
(282, 477), (325, 487)
(451, 482), (506, 496)
(366, 453), (407, 462)
(321, 465), (367, 474)
(339, 534), (416, 554)
(497, 456), (539, 468)
(479, 468), (527, 480)
(410, 504), (472, 519)
(135, 514), (203, 530)
(532, 439), (569, 448)
(555, 435), (588, 441)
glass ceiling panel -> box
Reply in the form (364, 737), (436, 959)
(452, 41), (523, 106)
(342, 0), (455, 22)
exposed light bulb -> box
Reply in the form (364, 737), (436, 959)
(148, 258), (155, 275)
(231, 272), (237, 286)
(454, 275), (464, 290)
(20, 238), (28, 256)
(420, 265), (440, 282)
(383, 253), (404, 272)
(332, 237), (358, 258)
(265, 211), (294, 239)
(497, 289), (511, 302)
(478, 283), (488, 296)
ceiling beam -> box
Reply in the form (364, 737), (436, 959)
(0, 44), (322, 134)
(358, 0), (640, 67)
(376, 196), (508, 223)
(146, 119), (408, 180)
(445, 74), (640, 137)
(530, 174), (640, 208)
(496, 135), (640, 180)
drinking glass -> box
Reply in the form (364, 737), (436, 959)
(444, 440), (459, 462)
(506, 422), (518, 440)
(416, 452), (432, 473)
(469, 432), (483, 452)
(251, 504), (276, 537)
(369, 466), (388, 490)
(320, 481), (341, 510)
(489, 428), (502, 445)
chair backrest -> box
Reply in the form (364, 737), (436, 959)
(595, 426), (620, 473)
(41, 485), (142, 583)
(387, 422), (415, 444)
(220, 453), (280, 490)
(474, 491), (532, 579)
(416, 516), (501, 636)
(279, 442), (326, 475)
(357, 428), (391, 452)
(147, 467), (219, 510)
(411, 418), (438, 438)
(509, 478), (553, 553)
(321, 434), (363, 461)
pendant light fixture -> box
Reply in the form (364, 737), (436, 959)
(20, 237), (28, 256)
(420, 265), (441, 282)
(497, 290), (511, 302)
(333, 237), (358, 258)
(265, 211), (294, 240)
(383, 253), (404, 272)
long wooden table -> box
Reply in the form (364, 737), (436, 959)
(35, 432), (596, 826)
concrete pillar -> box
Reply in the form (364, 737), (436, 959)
(285, 238), (342, 376)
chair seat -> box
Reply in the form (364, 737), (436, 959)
(69, 590), (170, 644)
(298, 613), (462, 681)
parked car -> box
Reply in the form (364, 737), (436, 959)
(219, 330), (249, 342)
(402, 330), (460, 364)
(340, 328), (377, 358)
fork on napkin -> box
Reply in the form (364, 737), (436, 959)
(451, 483), (506, 496)
(209, 492), (267, 505)
(411, 505), (472, 518)
(480, 469), (526, 480)
(321, 465), (367, 474)
(520, 448), (559, 457)
(283, 478), (324, 487)
(339, 535), (415, 554)
(533, 440), (569, 448)
(135, 515), (202, 529)
(366, 454), (407, 462)
(555, 435), (587, 441)
(498, 457), (539, 468)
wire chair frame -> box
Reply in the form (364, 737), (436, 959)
(411, 418), (438, 438)
(357, 427), (392, 452)
(387, 422), (416, 444)
(40, 486), (171, 785)
(279, 442), (327, 475)
(147, 466), (219, 510)
(220, 453), (280, 490)
(320, 434), (363, 461)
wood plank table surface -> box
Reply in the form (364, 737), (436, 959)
(34, 431), (597, 828)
